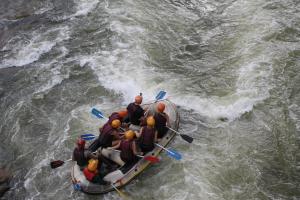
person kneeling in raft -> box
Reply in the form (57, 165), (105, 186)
(136, 116), (158, 154)
(154, 102), (171, 139)
(73, 138), (100, 170)
(125, 95), (147, 131)
(108, 130), (141, 166)
(83, 159), (107, 185)
(89, 119), (122, 152)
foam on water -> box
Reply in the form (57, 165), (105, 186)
(1, 26), (70, 68)
(73, 0), (100, 17)
(77, 0), (274, 123)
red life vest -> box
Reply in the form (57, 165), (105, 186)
(120, 140), (135, 163)
(83, 168), (96, 181)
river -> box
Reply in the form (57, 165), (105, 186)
(0, 0), (299, 199)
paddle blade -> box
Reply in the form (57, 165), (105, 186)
(50, 160), (65, 169)
(180, 134), (193, 143)
(81, 134), (96, 141)
(91, 108), (104, 119)
(166, 149), (182, 160)
(155, 90), (166, 101)
(73, 183), (81, 191)
(144, 156), (160, 164)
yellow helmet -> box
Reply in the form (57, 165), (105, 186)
(111, 119), (121, 128)
(146, 116), (155, 127)
(87, 159), (99, 172)
(125, 130), (135, 140)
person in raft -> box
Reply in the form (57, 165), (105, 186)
(154, 102), (170, 139)
(106, 110), (128, 125)
(125, 95), (145, 129)
(111, 130), (141, 166)
(136, 116), (158, 154)
(83, 159), (107, 185)
(72, 138), (100, 169)
(89, 119), (122, 152)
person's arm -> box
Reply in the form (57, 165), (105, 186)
(111, 141), (121, 150)
(166, 114), (171, 127)
(112, 130), (121, 140)
(136, 127), (143, 138)
(86, 150), (98, 159)
(132, 141), (141, 155)
(154, 131), (158, 143)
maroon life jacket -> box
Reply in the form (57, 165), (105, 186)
(154, 112), (167, 128)
(120, 140), (135, 163)
(83, 168), (96, 181)
(72, 147), (87, 167)
(154, 112), (168, 138)
(140, 126), (155, 148)
(99, 123), (115, 148)
(127, 103), (144, 125)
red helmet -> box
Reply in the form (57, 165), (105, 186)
(77, 138), (85, 149)
(118, 110), (128, 118)
(157, 103), (165, 113)
(135, 96), (143, 104)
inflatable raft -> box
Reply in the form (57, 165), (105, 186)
(71, 99), (179, 194)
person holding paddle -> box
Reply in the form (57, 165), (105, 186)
(73, 138), (100, 169)
(89, 119), (122, 152)
(136, 116), (158, 154)
(125, 95), (145, 129)
(83, 159), (107, 185)
(110, 130), (141, 166)
(154, 103), (170, 139)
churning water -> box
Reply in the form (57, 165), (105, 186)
(0, 0), (299, 199)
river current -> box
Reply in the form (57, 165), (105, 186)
(0, 0), (299, 199)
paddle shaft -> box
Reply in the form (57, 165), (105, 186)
(155, 143), (171, 154)
(167, 127), (180, 135)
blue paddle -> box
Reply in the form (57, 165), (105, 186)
(155, 90), (166, 101)
(155, 143), (182, 160)
(81, 134), (96, 141)
(91, 108), (107, 119)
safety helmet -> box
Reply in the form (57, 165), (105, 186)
(146, 116), (155, 127)
(118, 110), (128, 118)
(157, 102), (165, 113)
(111, 119), (121, 128)
(87, 159), (99, 172)
(124, 130), (135, 140)
(77, 138), (85, 149)
(134, 95), (143, 104)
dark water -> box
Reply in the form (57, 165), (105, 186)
(0, 0), (299, 199)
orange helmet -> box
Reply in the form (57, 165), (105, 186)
(111, 119), (121, 128)
(124, 130), (135, 140)
(157, 103), (165, 113)
(135, 95), (143, 104)
(118, 110), (128, 118)
(146, 116), (155, 127)
(87, 159), (99, 172)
